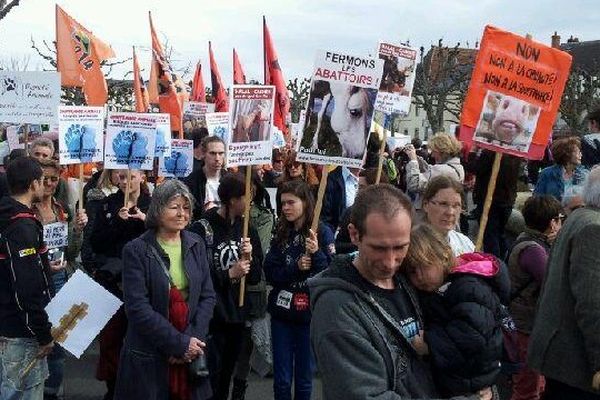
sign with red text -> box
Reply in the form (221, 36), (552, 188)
(58, 106), (105, 165)
(297, 50), (383, 168)
(460, 26), (572, 159)
(375, 42), (417, 115)
(105, 112), (157, 170)
(226, 85), (275, 166)
(158, 139), (194, 178)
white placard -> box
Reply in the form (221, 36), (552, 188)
(43, 221), (68, 249)
(183, 101), (215, 134)
(105, 112), (157, 170)
(58, 106), (105, 165)
(158, 139), (194, 178)
(153, 113), (172, 156)
(0, 71), (60, 125)
(45, 270), (122, 358)
(271, 127), (286, 149)
(205, 112), (229, 141)
(297, 50), (384, 168)
(226, 85), (276, 167)
(374, 42), (417, 116)
(6, 124), (43, 150)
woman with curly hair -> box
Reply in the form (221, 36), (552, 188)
(275, 150), (319, 216)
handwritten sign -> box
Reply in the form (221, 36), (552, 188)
(0, 71), (60, 125)
(58, 106), (105, 165)
(460, 26), (572, 159)
(43, 221), (68, 249)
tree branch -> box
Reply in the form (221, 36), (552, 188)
(0, 0), (21, 21)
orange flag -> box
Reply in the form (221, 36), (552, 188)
(149, 11), (189, 136)
(263, 16), (290, 137)
(55, 5), (115, 106)
(191, 61), (206, 102)
(133, 47), (150, 113)
(233, 48), (246, 85)
(209, 41), (229, 112)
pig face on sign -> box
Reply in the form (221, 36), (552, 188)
(474, 90), (541, 152)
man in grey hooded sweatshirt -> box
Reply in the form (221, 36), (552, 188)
(309, 184), (485, 400)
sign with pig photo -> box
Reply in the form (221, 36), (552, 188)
(460, 25), (572, 159)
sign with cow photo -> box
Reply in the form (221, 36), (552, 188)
(460, 25), (572, 159)
(375, 42), (417, 116)
(297, 50), (384, 168)
(225, 85), (276, 167)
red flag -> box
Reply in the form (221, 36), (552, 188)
(190, 61), (206, 102)
(233, 48), (246, 85)
(55, 5), (115, 106)
(263, 16), (290, 137)
(149, 12), (189, 136)
(133, 47), (150, 113)
(209, 41), (229, 112)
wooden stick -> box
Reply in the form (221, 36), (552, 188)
(475, 152), (503, 251)
(123, 169), (132, 208)
(375, 129), (387, 184)
(78, 164), (84, 212)
(23, 124), (29, 155)
(311, 165), (330, 233)
(238, 166), (253, 307)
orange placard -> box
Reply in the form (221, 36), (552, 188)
(460, 25), (572, 159)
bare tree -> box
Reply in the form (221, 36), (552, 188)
(287, 77), (310, 123)
(412, 41), (476, 132)
(0, 0), (21, 21)
(559, 64), (600, 135)
(0, 54), (30, 71)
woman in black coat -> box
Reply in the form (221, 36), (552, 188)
(114, 179), (216, 400)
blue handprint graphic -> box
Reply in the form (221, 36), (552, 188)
(213, 126), (226, 141)
(65, 124), (97, 162)
(155, 128), (167, 155)
(164, 150), (189, 177)
(112, 130), (149, 169)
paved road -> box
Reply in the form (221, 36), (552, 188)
(62, 340), (322, 399)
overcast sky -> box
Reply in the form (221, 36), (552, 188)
(1, 0), (598, 85)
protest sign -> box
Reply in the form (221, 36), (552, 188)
(45, 270), (122, 358)
(43, 221), (68, 249)
(58, 106), (105, 165)
(153, 113), (172, 156)
(460, 25), (572, 159)
(0, 71), (60, 125)
(297, 50), (384, 168)
(226, 85), (276, 167)
(205, 112), (229, 141)
(386, 135), (412, 151)
(272, 126), (286, 148)
(375, 42), (417, 116)
(105, 112), (157, 170)
(183, 101), (215, 134)
(158, 138), (194, 178)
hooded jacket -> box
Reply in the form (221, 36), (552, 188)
(0, 196), (53, 345)
(309, 255), (475, 400)
(420, 253), (510, 396)
(189, 208), (262, 325)
(405, 156), (465, 209)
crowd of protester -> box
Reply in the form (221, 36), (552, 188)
(1, 109), (600, 400)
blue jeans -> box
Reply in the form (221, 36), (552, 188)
(271, 318), (314, 400)
(0, 337), (49, 400)
(45, 270), (68, 395)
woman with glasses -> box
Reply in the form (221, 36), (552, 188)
(32, 159), (88, 399)
(422, 176), (475, 256)
(507, 195), (564, 400)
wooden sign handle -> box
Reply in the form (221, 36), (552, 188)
(475, 152), (502, 251)
(78, 164), (85, 213)
(375, 130), (387, 184)
(310, 165), (331, 234)
(123, 169), (132, 208)
(238, 166), (252, 307)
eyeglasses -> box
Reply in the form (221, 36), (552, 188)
(429, 199), (462, 211)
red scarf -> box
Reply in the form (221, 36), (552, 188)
(168, 286), (190, 400)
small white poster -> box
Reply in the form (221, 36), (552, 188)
(58, 106), (105, 165)
(43, 221), (68, 249)
(0, 71), (60, 125)
(105, 112), (157, 170)
(45, 270), (122, 358)
(183, 101), (215, 134)
(158, 139), (194, 178)
(205, 112), (229, 141)
(153, 113), (172, 156)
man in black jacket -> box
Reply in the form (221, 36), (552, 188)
(0, 157), (54, 399)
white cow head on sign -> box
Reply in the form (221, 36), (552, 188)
(311, 81), (372, 159)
